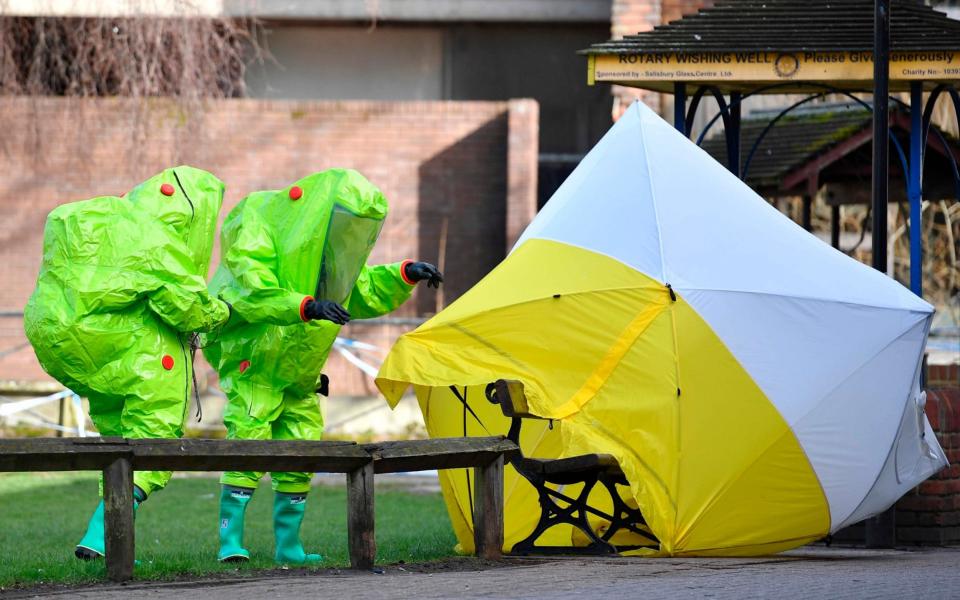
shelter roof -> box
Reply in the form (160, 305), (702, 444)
(582, 0), (960, 93)
(700, 102), (960, 198)
(582, 0), (960, 54)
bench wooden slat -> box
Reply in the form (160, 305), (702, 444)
(0, 438), (131, 471)
(365, 437), (519, 474)
(127, 439), (370, 472)
(0, 438), (371, 473)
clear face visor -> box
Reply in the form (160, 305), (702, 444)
(315, 204), (384, 304)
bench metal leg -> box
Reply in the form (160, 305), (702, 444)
(511, 472), (616, 556)
(473, 455), (504, 560)
(347, 461), (376, 570)
(103, 456), (134, 582)
(598, 473), (659, 547)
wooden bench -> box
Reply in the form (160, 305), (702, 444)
(484, 380), (659, 555)
(0, 436), (518, 581)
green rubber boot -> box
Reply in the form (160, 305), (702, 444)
(75, 487), (145, 560)
(218, 485), (254, 562)
(273, 492), (322, 565)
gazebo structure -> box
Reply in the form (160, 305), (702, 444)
(581, 0), (960, 299)
(700, 101), (960, 249)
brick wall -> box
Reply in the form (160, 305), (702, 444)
(661, 0), (714, 24)
(0, 97), (539, 396)
(506, 99), (540, 251)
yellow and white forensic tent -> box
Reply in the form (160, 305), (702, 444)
(376, 101), (948, 556)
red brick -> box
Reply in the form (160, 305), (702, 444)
(929, 364), (960, 388)
(898, 494), (946, 512)
(925, 392), (941, 430)
(662, 0), (715, 24)
(929, 389), (960, 433)
(919, 479), (960, 496)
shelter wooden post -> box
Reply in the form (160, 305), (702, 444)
(473, 455), (504, 560)
(347, 461), (376, 570)
(102, 456), (135, 582)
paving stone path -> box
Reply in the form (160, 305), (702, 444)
(11, 547), (960, 599)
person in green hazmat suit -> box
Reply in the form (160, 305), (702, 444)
(203, 168), (442, 564)
(23, 166), (232, 560)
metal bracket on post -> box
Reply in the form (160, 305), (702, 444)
(103, 456), (135, 582)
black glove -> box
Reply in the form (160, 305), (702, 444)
(304, 299), (350, 325)
(404, 261), (444, 289)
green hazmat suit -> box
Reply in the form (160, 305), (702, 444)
(24, 166), (231, 496)
(203, 168), (415, 493)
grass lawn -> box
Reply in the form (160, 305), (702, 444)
(0, 471), (458, 588)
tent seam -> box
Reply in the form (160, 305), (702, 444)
(678, 285), (933, 314)
(634, 101), (668, 284)
(634, 101), (684, 547)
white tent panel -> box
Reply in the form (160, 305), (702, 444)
(787, 318), (931, 528)
(681, 289), (929, 426)
(515, 101), (664, 282)
(635, 102), (931, 314)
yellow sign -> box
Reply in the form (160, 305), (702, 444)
(589, 51), (960, 85)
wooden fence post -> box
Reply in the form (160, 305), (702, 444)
(103, 456), (135, 582)
(473, 454), (504, 559)
(347, 461), (375, 570)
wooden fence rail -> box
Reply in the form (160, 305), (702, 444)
(0, 436), (518, 582)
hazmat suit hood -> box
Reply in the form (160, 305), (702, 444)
(272, 169), (387, 304)
(125, 165), (225, 276)
(24, 165), (230, 406)
(213, 169), (387, 313)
